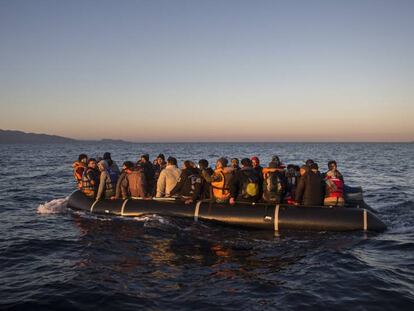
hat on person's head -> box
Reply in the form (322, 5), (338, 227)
(98, 160), (108, 169)
(251, 156), (260, 163)
(310, 163), (319, 170)
(103, 152), (111, 160)
(157, 153), (165, 161)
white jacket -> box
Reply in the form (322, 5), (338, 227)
(156, 165), (181, 197)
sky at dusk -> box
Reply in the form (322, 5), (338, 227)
(0, 0), (413, 142)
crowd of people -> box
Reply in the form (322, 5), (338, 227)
(72, 152), (346, 207)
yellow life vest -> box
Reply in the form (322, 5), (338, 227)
(211, 167), (234, 201)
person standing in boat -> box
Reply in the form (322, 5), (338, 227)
(81, 158), (100, 198)
(156, 157), (181, 198)
(170, 160), (202, 204)
(73, 154), (88, 189)
(201, 157), (234, 203)
(96, 160), (119, 200)
(198, 159), (213, 199)
(229, 158), (261, 204)
(323, 160), (345, 206)
(295, 162), (325, 206)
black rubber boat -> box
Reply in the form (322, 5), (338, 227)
(67, 190), (386, 232)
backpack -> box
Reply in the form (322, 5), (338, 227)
(264, 171), (284, 202)
(241, 170), (260, 198)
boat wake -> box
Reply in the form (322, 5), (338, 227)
(37, 197), (68, 214)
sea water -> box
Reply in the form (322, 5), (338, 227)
(0, 143), (413, 310)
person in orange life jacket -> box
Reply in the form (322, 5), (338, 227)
(170, 160), (202, 204)
(112, 161), (134, 199)
(295, 163), (325, 206)
(137, 154), (156, 197)
(153, 153), (167, 181)
(120, 162), (148, 200)
(262, 161), (287, 204)
(96, 160), (119, 200)
(198, 159), (213, 199)
(323, 160), (345, 206)
(81, 158), (100, 198)
(73, 154), (87, 189)
(229, 158), (261, 205)
(284, 164), (301, 204)
(231, 158), (240, 171)
(103, 152), (120, 174)
(201, 157), (234, 203)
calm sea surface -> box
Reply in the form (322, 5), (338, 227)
(0, 143), (413, 310)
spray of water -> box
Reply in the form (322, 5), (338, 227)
(37, 197), (69, 214)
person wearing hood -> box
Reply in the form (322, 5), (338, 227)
(170, 160), (202, 204)
(229, 158), (261, 204)
(73, 154), (87, 189)
(103, 152), (120, 174)
(96, 160), (119, 200)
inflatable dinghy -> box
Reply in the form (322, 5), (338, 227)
(68, 190), (386, 232)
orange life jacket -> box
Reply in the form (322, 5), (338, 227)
(73, 161), (86, 189)
(211, 167), (234, 201)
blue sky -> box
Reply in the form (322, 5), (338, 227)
(0, 0), (413, 141)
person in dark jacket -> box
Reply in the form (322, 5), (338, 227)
(251, 156), (264, 196)
(103, 152), (120, 174)
(198, 159), (213, 199)
(112, 161), (134, 199)
(170, 160), (202, 204)
(229, 158), (261, 204)
(137, 154), (156, 196)
(295, 163), (325, 206)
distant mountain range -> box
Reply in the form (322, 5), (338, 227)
(0, 129), (130, 144)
